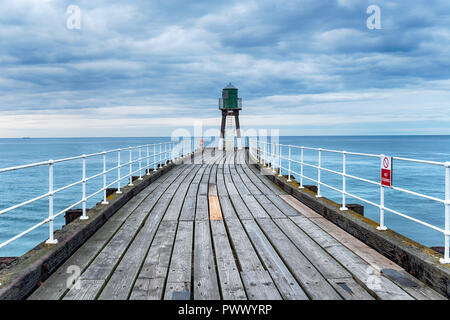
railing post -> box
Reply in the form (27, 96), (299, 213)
(255, 138), (258, 162)
(117, 149), (122, 194)
(256, 137), (260, 163)
(259, 140), (261, 163)
(377, 185), (387, 230)
(146, 145), (150, 175)
(377, 154), (388, 231)
(299, 146), (304, 189)
(340, 151), (348, 211)
(441, 162), (450, 264)
(45, 160), (57, 244)
(102, 152), (109, 205)
(159, 143), (162, 168)
(164, 142), (167, 166)
(272, 143), (276, 173)
(138, 147), (143, 180)
(265, 142), (268, 166)
(128, 147), (133, 186)
(287, 145), (292, 182)
(316, 149), (322, 197)
(275, 143), (278, 172)
(154, 144), (156, 170)
(261, 139), (264, 165)
(80, 155), (88, 220)
(278, 144), (282, 176)
(260, 139), (263, 164)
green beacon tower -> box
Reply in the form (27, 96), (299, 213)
(219, 83), (242, 151)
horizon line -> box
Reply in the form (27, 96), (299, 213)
(2, 134), (450, 139)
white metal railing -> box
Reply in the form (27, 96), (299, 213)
(249, 138), (450, 264)
(0, 138), (203, 251)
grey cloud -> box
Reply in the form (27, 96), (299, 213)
(0, 0), (448, 136)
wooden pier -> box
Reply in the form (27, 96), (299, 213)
(28, 149), (446, 300)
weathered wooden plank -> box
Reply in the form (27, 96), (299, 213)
(217, 150), (227, 165)
(164, 165), (196, 195)
(241, 271), (282, 300)
(77, 190), (163, 282)
(266, 194), (299, 216)
(195, 195), (209, 221)
(29, 199), (143, 299)
(193, 221), (221, 300)
(224, 172), (239, 196)
(246, 162), (285, 195)
(209, 163), (218, 185)
(253, 194), (286, 219)
(29, 165), (186, 300)
(312, 215), (415, 272)
(240, 165), (275, 196)
(273, 218), (351, 280)
(62, 165), (193, 299)
(228, 195), (254, 220)
(129, 278), (165, 300)
(224, 219), (264, 273)
(209, 183), (218, 196)
(191, 165), (206, 185)
(235, 165), (261, 195)
(179, 195), (197, 221)
(198, 179), (209, 196)
(229, 165), (251, 195)
(164, 165), (201, 221)
(217, 173), (229, 198)
(328, 278), (375, 300)
(137, 221), (178, 280)
(62, 280), (104, 300)
(380, 268), (446, 300)
(98, 194), (174, 300)
(219, 196), (238, 220)
(289, 216), (414, 300)
(164, 221), (194, 299)
(241, 220), (309, 300)
(209, 195), (223, 221)
(241, 194), (270, 219)
(179, 165), (207, 221)
(256, 218), (341, 300)
(211, 220), (247, 300)
(279, 194), (324, 219)
(164, 282), (191, 300)
(129, 221), (178, 300)
(282, 195), (445, 299)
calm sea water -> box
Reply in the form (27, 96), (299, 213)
(0, 136), (449, 257)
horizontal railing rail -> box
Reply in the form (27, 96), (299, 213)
(0, 138), (203, 251)
(248, 138), (450, 264)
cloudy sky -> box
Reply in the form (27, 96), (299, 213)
(0, 0), (449, 137)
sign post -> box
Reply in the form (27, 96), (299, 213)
(381, 156), (393, 187)
(378, 155), (392, 231)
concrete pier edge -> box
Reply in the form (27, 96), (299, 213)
(250, 155), (450, 298)
(0, 156), (185, 300)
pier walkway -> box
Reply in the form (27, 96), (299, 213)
(29, 149), (445, 300)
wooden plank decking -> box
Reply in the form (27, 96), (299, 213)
(29, 149), (446, 300)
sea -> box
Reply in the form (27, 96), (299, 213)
(0, 136), (449, 257)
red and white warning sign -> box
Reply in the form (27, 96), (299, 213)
(381, 156), (393, 187)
